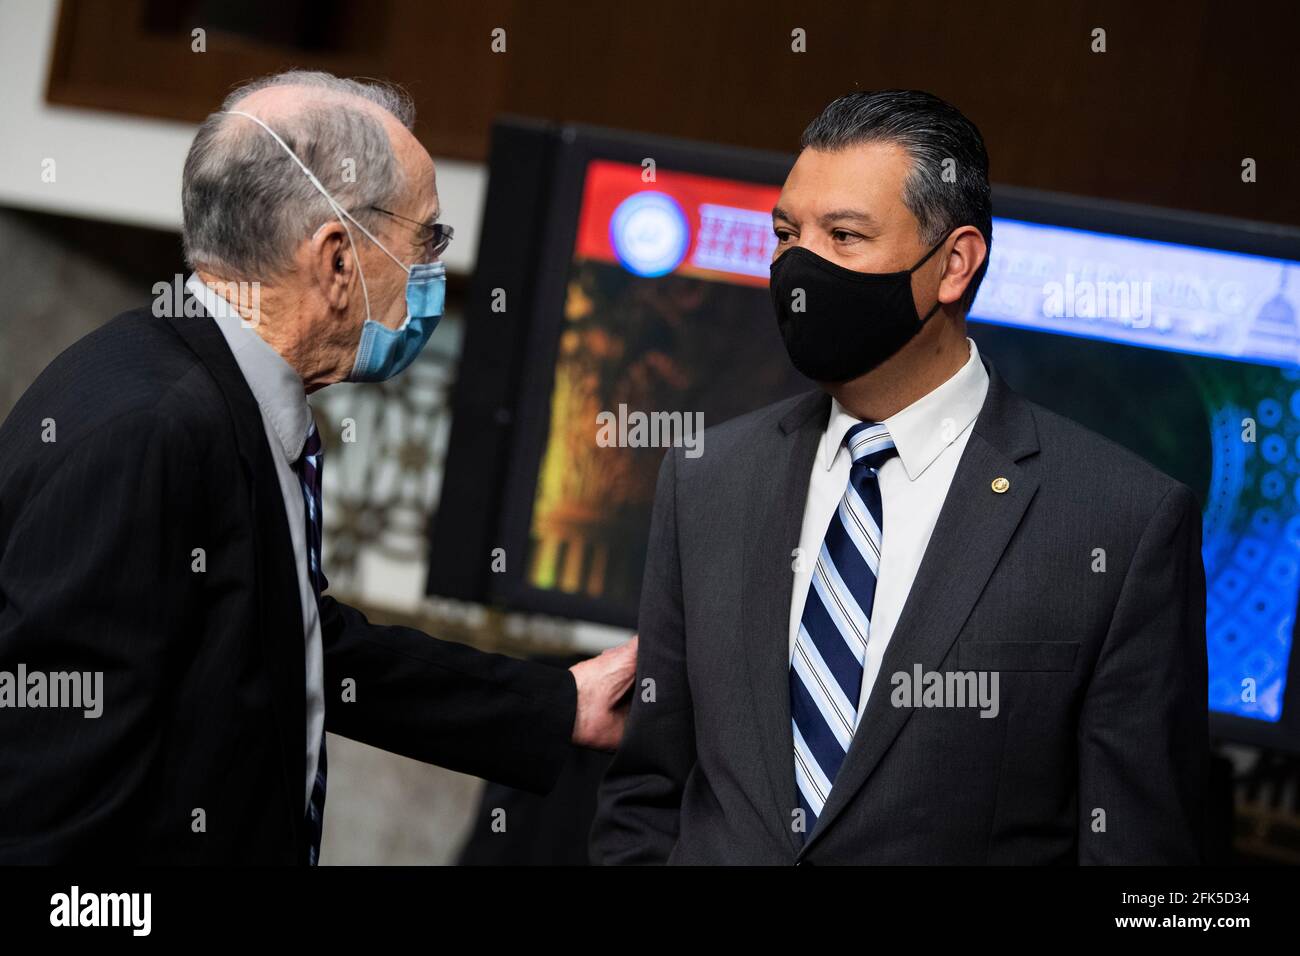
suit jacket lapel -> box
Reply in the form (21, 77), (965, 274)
(166, 304), (309, 846)
(801, 360), (1040, 854)
(741, 390), (829, 855)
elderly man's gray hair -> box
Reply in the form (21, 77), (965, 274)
(182, 70), (416, 279)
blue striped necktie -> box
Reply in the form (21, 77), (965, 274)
(791, 421), (897, 836)
(295, 421), (328, 865)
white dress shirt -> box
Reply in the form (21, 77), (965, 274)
(187, 273), (326, 813)
(788, 338), (990, 716)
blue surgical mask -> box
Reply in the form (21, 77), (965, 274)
(350, 259), (445, 381)
(224, 110), (447, 383)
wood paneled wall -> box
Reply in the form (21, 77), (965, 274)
(47, 0), (1300, 225)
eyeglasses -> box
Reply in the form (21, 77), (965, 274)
(370, 206), (455, 260)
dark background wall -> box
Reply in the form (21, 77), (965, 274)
(48, 0), (1300, 226)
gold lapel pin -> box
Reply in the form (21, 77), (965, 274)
(991, 476), (1010, 494)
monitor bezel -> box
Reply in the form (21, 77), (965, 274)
(986, 185), (1300, 753)
(476, 118), (1300, 752)
(490, 124), (796, 628)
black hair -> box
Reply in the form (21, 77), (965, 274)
(800, 89), (993, 312)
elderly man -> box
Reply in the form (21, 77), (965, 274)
(0, 70), (636, 864)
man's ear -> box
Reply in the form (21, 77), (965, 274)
(937, 225), (988, 308)
(309, 221), (354, 311)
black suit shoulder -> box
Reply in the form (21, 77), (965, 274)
(1027, 399), (1183, 491)
(670, 390), (816, 483)
(0, 309), (227, 490)
(1020, 397), (1195, 527)
(667, 380), (1195, 537)
(4, 307), (214, 422)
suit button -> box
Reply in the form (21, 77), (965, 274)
(795, 859), (813, 866)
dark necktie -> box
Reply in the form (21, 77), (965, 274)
(790, 421), (898, 837)
(295, 421), (328, 865)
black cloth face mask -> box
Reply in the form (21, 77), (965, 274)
(769, 231), (952, 383)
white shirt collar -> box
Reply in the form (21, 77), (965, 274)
(186, 273), (313, 464)
(821, 337), (989, 481)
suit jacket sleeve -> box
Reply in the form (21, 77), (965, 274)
(0, 408), (203, 861)
(590, 449), (695, 864)
(1077, 482), (1208, 863)
(318, 596), (577, 794)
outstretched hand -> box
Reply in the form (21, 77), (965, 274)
(569, 636), (638, 751)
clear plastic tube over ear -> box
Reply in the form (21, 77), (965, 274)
(221, 109), (445, 383)
(223, 109), (417, 322)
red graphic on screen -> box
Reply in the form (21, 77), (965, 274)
(573, 159), (782, 288)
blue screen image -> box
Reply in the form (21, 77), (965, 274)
(970, 217), (1300, 721)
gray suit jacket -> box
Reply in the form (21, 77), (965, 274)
(591, 359), (1208, 864)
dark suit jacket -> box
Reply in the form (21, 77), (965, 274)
(0, 303), (577, 864)
(591, 360), (1208, 864)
